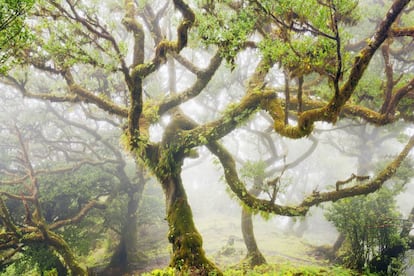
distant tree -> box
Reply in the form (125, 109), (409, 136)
(1, 0), (414, 275)
(0, 109), (102, 274)
(45, 104), (150, 274)
(0, 93), (146, 275)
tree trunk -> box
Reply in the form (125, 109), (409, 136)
(241, 208), (267, 267)
(163, 172), (222, 275)
(47, 232), (87, 276)
(241, 185), (266, 267)
(107, 169), (147, 274)
(108, 187), (145, 271)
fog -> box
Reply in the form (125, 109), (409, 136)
(1, 0), (414, 275)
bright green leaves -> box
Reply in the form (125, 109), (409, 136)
(197, 6), (256, 67)
(260, 36), (338, 77)
(257, 0), (359, 78)
(0, 0), (34, 73)
(258, 0), (359, 34)
(30, 0), (123, 72)
(240, 160), (267, 182)
(325, 187), (406, 271)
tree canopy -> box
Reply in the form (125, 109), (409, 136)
(0, 0), (33, 73)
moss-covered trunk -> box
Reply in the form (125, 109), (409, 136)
(241, 186), (266, 267)
(241, 208), (267, 267)
(46, 232), (87, 276)
(163, 173), (222, 275)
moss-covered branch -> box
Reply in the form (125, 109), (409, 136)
(123, 0), (145, 69)
(16, 230), (87, 275)
(130, 0), (195, 78)
(298, 134), (414, 208)
(0, 198), (19, 235)
(70, 83), (128, 117)
(208, 134), (414, 216)
(390, 26), (414, 37)
(63, 70), (128, 117)
(207, 141), (308, 216)
(172, 58), (273, 149)
(0, 212), (87, 275)
(263, 0), (411, 139)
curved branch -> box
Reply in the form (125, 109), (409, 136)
(50, 200), (106, 230)
(158, 52), (222, 115)
(385, 77), (414, 115)
(130, 0), (195, 78)
(208, 134), (414, 216)
(0, 198), (19, 234)
(46, 103), (124, 162)
(63, 70), (128, 117)
(263, 0), (411, 139)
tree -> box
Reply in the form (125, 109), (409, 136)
(0, 98), (107, 275)
(326, 184), (413, 274)
(2, 0), (414, 274)
(0, 92), (148, 275)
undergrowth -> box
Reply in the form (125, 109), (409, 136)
(141, 263), (358, 275)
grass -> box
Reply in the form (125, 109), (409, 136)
(135, 212), (351, 275)
(141, 263), (357, 276)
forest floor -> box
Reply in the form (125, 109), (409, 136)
(131, 212), (337, 275)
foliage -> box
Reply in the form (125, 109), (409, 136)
(142, 263), (356, 276)
(257, 0), (358, 77)
(196, 4), (257, 67)
(0, 0), (33, 73)
(240, 160), (267, 183)
(1, 244), (63, 276)
(325, 186), (407, 273)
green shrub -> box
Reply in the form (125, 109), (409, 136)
(325, 187), (407, 274)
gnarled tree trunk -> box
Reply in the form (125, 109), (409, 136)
(163, 170), (221, 275)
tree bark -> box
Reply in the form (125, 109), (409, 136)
(163, 172), (222, 275)
(41, 232), (87, 276)
(241, 185), (266, 268)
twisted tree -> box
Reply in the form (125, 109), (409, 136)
(1, 0), (414, 274)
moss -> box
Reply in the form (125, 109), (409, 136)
(167, 199), (222, 275)
(261, 97), (313, 139)
(132, 62), (157, 78)
(142, 101), (160, 124)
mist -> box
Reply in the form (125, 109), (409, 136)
(1, 0), (414, 275)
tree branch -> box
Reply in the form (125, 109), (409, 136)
(208, 134), (414, 216)
(262, 0), (411, 139)
(158, 52), (222, 115)
(50, 200), (106, 230)
(130, 0), (195, 78)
